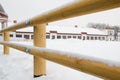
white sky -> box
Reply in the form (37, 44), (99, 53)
(0, 0), (120, 27)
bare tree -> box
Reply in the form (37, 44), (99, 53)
(87, 23), (120, 41)
(87, 23), (111, 29)
(113, 26), (119, 41)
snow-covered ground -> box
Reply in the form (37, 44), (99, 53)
(0, 39), (120, 80)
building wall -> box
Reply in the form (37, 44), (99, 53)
(0, 28), (119, 41)
(0, 32), (110, 41)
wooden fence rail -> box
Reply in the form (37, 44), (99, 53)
(0, 41), (120, 80)
(0, 0), (120, 79)
(0, 0), (120, 32)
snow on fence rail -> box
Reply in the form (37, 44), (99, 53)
(0, 41), (120, 80)
(0, 0), (120, 79)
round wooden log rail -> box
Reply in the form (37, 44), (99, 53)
(0, 41), (120, 80)
(0, 0), (120, 32)
(0, 0), (120, 79)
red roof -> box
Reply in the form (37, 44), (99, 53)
(0, 12), (8, 18)
(81, 32), (87, 34)
(50, 31), (57, 33)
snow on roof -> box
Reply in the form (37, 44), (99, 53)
(7, 22), (105, 35)
(47, 25), (105, 35)
(15, 25), (105, 35)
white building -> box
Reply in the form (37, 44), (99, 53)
(0, 4), (8, 41)
(0, 22), (117, 41)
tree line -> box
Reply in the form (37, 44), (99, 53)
(87, 23), (120, 41)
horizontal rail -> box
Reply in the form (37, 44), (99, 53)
(0, 41), (120, 80)
(0, 0), (120, 32)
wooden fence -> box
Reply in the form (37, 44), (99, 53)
(0, 0), (120, 79)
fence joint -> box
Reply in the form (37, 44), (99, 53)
(25, 20), (31, 27)
(26, 48), (30, 54)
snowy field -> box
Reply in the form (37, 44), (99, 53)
(0, 39), (120, 80)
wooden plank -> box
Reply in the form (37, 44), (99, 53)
(0, 41), (120, 80)
(0, 0), (120, 32)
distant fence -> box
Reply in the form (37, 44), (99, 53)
(0, 0), (120, 79)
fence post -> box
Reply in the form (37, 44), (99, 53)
(33, 24), (46, 77)
(4, 32), (10, 54)
(2, 22), (10, 54)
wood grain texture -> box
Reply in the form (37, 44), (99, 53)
(3, 32), (9, 54)
(33, 24), (46, 76)
(0, 42), (120, 80)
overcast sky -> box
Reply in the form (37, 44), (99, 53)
(0, 0), (120, 27)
